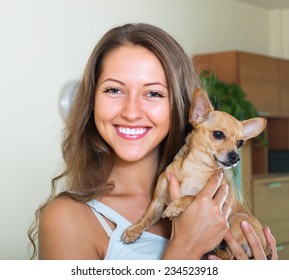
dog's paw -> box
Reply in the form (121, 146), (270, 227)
(121, 225), (142, 244)
(162, 205), (184, 219)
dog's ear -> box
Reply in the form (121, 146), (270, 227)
(189, 88), (214, 126)
(241, 117), (267, 140)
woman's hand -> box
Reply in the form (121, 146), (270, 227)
(208, 222), (278, 260)
(162, 172), (231, 259)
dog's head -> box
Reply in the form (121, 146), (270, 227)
(189, 88), (267, 169)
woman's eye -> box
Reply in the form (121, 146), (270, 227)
(213, 131), (225, 140)
(146, 91), (163, 98)
(104, 88), (122, 95)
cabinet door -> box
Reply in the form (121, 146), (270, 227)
(239, 53), (280, 116)
(253, 177), (289, 244)
(279, 59), (289, 117)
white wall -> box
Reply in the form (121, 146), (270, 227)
(0, 0), (282, 259)
(280, 9), (289, 58)
(269, 9), (289, 59)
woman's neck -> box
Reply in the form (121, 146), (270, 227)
(109, 152), (159, 198)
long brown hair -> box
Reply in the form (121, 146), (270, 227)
(28, 23), (198, 259)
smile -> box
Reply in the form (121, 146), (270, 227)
(114, 125), (150, 139)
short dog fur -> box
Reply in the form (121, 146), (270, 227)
(121, 88), (271, 259)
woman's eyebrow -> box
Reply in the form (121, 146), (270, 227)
(101, 78), (125, 85)
(101, 79), (167, 89)
(143, 82), (168, 89)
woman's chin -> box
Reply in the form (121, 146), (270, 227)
(114, 148), (158, 163)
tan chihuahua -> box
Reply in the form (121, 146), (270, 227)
(121, 88), (271, 259)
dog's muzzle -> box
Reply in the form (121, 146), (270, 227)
(214, 151), (240, 169)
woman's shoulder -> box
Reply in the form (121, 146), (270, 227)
(39, 196), (87, 236)
(39, 195), (95, 232)
(40, 195), (82, 222)
(38, 195), (105, 259)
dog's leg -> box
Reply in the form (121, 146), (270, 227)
(121, 196), (167, 243)
(162, 195), (195, 219)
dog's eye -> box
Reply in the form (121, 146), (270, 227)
(213, 131), (225, 140)
(237, 140), (245, 148)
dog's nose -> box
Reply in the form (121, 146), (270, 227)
(228, 151), (240, 164)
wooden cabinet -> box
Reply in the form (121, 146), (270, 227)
(238, 53), (280, 116)
(251, 118), (289, 175)
(267, 118), (289, 150)
(193, 51), (289, 117)
(193, 51), (289, 259)
(252, 175), (289, 259)
(280, 59), (289, 117)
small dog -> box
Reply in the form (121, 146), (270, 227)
(121, 88), (271, 259)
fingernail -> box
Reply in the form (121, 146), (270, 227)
(241, 220), (250, 230)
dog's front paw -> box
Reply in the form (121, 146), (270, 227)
(162, 196), (195, 219)
(121, 225), (143, 244)
(162, 203), (184, 219)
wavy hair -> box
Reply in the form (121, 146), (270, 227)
(28, 23), (198, 259)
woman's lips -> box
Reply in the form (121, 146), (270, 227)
(114, 125), (151, 140)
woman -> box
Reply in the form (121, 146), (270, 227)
(28, 23), (277, 260)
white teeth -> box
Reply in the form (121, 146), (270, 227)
(118, 127), (147, 135)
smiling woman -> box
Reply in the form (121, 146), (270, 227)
(28, 23), (277, 260)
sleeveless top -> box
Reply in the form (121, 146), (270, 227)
(86, 199), (168, 260)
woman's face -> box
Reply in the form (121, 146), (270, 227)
(94, 44), (170, 163)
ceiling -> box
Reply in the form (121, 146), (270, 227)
(236, 0), (289, 9)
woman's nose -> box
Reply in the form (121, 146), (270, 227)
(121, 95), (143, 120)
